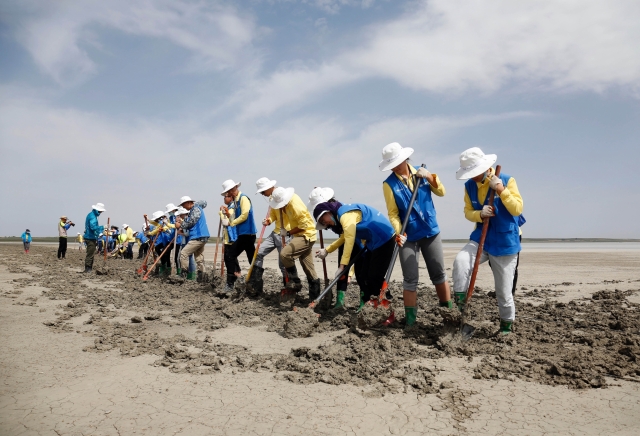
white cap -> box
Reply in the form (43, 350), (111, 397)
(255, 177), (277, 194)
(92, 202), (106, 212)
(268, 187), (295, 209)
(123, 224), (128, 228)
(221, 179), (241, 195)
(179, 196), (193, 206)
(378, 142), (414, 171)
(308, 187), (334, 214)
(151, 210), (164, 221)
(164, 203), (178, 214)
(176, 206), (189, 215)
(455, 147), (497, 180)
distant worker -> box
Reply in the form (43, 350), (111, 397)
(58, 216), (74, 259)
(82, 203), (106, 273)
(76, 233), (84, 251)
(21, 229), (32, 254)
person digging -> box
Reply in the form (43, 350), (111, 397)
(176, 196), (210, 282)
(220, 193), (241, 292)
(452, 147), (525, 335)
(81, 202), (106, 273)
(269, 187), (320, 302)
(379, 142), (452, 327)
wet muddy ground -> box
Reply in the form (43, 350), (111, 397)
(2, 244), (640, 429)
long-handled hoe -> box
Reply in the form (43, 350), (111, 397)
(238, 208), (271, 293)
(459, 165), (502, 341)
(143, 230), (177, 281)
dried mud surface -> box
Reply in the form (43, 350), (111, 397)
(2, 245), (640, 404)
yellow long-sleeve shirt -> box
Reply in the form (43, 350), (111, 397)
(464, 168), (524, 226)
(269, 207), (291, 235)
(125, 226), (135, 243)
(326, 210), (364, 265)
(230, 192), (251, 227)
(219, 206), (236, 245)
(382, 166), (446, 235)
(282, 193), (317, 242)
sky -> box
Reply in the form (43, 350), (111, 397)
(1, 0), (639, 238)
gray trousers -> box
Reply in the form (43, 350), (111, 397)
(85, 239), (97, 269)
(399, 232), (447, 290)
(255, 232), (286, 276)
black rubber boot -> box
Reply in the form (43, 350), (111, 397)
(252, 266), (265, 295)
(284, 266), (302, 291)
(308, 278), (321, 301)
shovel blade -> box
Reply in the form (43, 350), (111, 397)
(460, 323), (476, 341)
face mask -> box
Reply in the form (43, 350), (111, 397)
(168, 212), (175, 217)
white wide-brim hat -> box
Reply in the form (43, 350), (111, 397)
(455, 147), (497, 180)
(221, 179), (241, 195)
(379, 142), (414, 171)
(92, 203), (106, 212)
(179, 196), (192, 206)
(60, 215), (67, 219)
(268, 187), (295, 209)
(164, 203), (178, 214)
(176, 206), (189, 215)
(308, 187), (334, 213)
(315, 210), (331, 230)
(123, 224), (128, 229)
(255, 177), (277, 194)
(151, 210), (164, 221)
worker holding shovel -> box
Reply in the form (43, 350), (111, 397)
(148, 211), (173, 277)
(220, 180), (257, 279)
(253, 177), (290, 293)
(176, 196), (210, 282)
(379, 142), (452, 327)
(313, 200), (395, 310)
(452, 147), (525, 335)
(269, 187), (320, 301)
(220, 195), (240, 292)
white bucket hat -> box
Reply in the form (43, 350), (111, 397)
(268, 187), (295, 209)
(255, 177), (277, 194)
(176, 206), (189, 215)
(379, 142), (414, 171)
(221, 179), (241, 195)
(123, 224), (129, 229)
(92, 202), (106, 212)
(151, 210), (165, 221)
(455, 147), (497, 180)
(308, 187), (334, 213)
(164, 203), (178, 214)
(179, 196), (193, 206)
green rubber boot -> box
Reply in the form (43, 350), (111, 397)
(176, 268), (182, 276)
(357, 291), (365, 312)
(334, 291), (346, 309)
(187, 272), (197, 281)
(499, 320), (513, 335)
(404, 306), (417, 326)
(439, 300), (453, 308)
(158, 265), (165, 277)
(454, 292), (466, 312)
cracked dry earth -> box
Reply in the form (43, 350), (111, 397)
(1, 245), (640, 435)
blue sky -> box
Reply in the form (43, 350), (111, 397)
(1, 0), (639, 238)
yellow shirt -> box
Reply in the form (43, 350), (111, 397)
(282, 193), (317, 242)
(269, 207), (291, 235)
(219, 207), (236, 245)
(326, 210), (363, 265)
(77, 235), (84, 243)
(125, 226), (135, 243)
(464, 168), (524, 235)
(230, 192), (251, 227)
(382, 166), (445, 235)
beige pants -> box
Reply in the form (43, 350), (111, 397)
(280, 236), (317, 281)
(180, 240), (206, 273)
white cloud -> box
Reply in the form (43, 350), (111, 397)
(11, 0), (261, 85)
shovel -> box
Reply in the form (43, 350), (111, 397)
(137, 216), (158, 274)
(239, 208), (271, 293)
(213, 218), (222, 276)
(460, 165), (502, 341)
(279, 209), (295, 303)
(317, 229), (332, 310)
(143, 227), (176, 281)
(368, 164), (426, 318)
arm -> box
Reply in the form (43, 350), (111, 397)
(499, 177), (524, 216)
(287, 195), (314, 236)
(429, 173), (446, 197)
(230, 196), (250, 226)
(64, 223), (72, 230)
(181, 207), (202, 230)
(327, 234), (345, 253)
(382, 182), (402, 235)
(464, 190), (483, 223)
(336, 211), (359, 265)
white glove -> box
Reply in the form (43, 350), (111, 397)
(395, 233), (407, 247)
(334, 266), (345, 279)
(221, 218), (230, 227)
(480, 205), (494, 218)
(280, 228), (288, 238)
(416, 167), (432, 179)
(316, 248), (328, 259)
(489, 175), (503, 191)
(262, 218), (271, 226)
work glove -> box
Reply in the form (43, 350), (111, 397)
(334, 265), (345, 279)
(221, 218), (230, 227)
(489, 175), (503, 191)
(315, 248), (328, 260)
(480, 205), (494, 218)
(280, 228), (288, 238)
(416, 167), (431, 179)
(262, 218), (271, 226)
(395, 233), (407, 247)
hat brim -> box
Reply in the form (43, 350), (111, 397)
(221, 182), (241, 195)
(455, 154), (497, 180)
(314, 210), (330, 230)
(268, 187), (295, 209)
(92, 205), (106, 212)
(378, 147), (414, 171)
(256, 180), (276, 194)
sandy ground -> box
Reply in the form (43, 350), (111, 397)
(1, 242), (639, 435)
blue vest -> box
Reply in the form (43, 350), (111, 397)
(188, 205), (210, 239)
(226, 206), (238, 243)
(169, 215), (182, 245)
(137, 233), (148, 244)
(234, 193), (257, 236)
(384, 167), (440, 241)
(337, 203), (395, 251)
(465, 173), (525, 256)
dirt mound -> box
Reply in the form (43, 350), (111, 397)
(283, 307), (319, 338)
